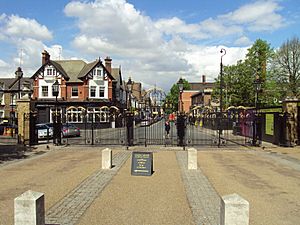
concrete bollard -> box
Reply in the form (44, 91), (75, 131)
(220, 193), (249, 225)
(14, 190), (45, 225)
(188, 148), (197, 170)
(102, 148), (112, 169)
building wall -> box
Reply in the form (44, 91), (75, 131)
(181, 91), (199, 113)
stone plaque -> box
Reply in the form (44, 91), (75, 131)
(131, 152), (153, 176)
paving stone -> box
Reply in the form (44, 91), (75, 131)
(45, 151), (130, 225)
(176, 151), (221, 225)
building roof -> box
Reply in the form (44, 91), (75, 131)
(32, 57), (115, 82)
(189, 82), (215, 91)
(111, 68), (122, 84)
(0, 77), (32, 91)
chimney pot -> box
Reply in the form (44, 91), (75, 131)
(42, 50), (50, 65)
(105, 56), (112, 74)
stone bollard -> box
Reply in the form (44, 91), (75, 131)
(14, 190), (45, 225)
(102, 148), (112, 169)
(220, 193), (249, 225)
(188, 148), (197, 170)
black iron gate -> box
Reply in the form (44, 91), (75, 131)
(31, 100), (263, 147)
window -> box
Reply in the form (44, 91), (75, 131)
(66, 108), (82, 123)
(72, 86), (78, 97)
(47, 69), (52, 75)
(42, 86), (48, 97)
(86, 107), (108, 123)
(90, 86), (96, 97)
(94, 68), (102, 79)
(99, 86), (105, 97)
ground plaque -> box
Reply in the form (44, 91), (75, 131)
(131, 152), (153, 176)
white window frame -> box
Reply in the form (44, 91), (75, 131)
(90, 86), (96, 98)
(71, 86), (79, 98)
(41, 86), (49, 97)
(99, 86), (105, 98)
(88, 80), (108, 99)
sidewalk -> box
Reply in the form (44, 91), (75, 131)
(0, 144), (299, 225)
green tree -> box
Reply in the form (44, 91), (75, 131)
(213, 39), (276, 108)
(165, 78), (190, 112)
(272, 36), (300, 98)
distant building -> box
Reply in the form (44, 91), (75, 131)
(0, 68), (32, 124)
(181, 75), (215, 115)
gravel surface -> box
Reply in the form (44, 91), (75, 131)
(77, 151), (195, 225)
(0, 147), (107, 225)
(197, 150), (300, 225)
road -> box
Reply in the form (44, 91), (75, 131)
(48, 119), (237, 147)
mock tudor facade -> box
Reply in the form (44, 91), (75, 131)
(31, 50), (125, 126)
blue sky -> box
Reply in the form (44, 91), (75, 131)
(0, 0), (300, 91)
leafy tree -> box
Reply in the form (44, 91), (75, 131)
(273, 37), (300, 98)
(213, 39), (276, 108)
(165, 78), (190, 113)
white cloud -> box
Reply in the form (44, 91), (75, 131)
(222, 0), (286, 32)
(1, 14), (52, 41)
(0, 0), (288, 91)
(234, 36), (252, 46)
(64, 0), (255, 91)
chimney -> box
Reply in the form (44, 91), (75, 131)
(104, 56), (112, 74)
(42, 50), (50, 65)
(202, 75), (206, 83)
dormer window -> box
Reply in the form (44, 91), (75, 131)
(46, 68), (56, 76)
(93, 68), (102, 79)
(47, 69), (52, 75)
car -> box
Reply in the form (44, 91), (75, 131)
(36, 123), (53, 139)
(62, 124), (80, 137)
(140, 118), (152, 126)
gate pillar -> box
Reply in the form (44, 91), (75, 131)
(283, 98), (299, 146)
(53, 110), (62, 146)
(176, 113), (186, 146)
(126, 111), (134, 146)
(17, 97), (37, 145)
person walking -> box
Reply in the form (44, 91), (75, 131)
(165, 120), (171, 138)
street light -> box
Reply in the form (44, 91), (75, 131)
(15, 67), (23, 99)
(177, 77), (184, 113)
(218, 48), (226, 147)
(253, 75), (262, 146)
(127, 77), (133, 111)
(126, 77), (133, 146)
(52, 79), (60, 145)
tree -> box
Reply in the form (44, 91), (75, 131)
(273, 37), (300, 98)
(213, 39), (275, 108)
(165, 78), (190, 112)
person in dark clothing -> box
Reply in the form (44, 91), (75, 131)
(165, 120), (171, 137)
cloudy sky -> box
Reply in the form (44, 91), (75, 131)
(0, 0), (299, 91)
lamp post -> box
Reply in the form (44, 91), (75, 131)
(177, 78), (185, 147)
(127, 77), (133, 111)
(126, 77), (133, 146)
(15, 67), (23, 99)
(218, 48), (226, 147)
(177, 77), (184, 113)
(253, 75), (261, 146)
(52, 79), (61, 145)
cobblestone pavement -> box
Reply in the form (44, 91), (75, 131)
(46, 151), (130, 225)
(176, 151), (220, 225)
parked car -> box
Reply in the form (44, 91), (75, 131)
(62, 124), (80, 137)
(140, 118), (152, 126)
(36, 123), (53, 139)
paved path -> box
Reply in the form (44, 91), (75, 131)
(46, 151), (130, 225)
(176, 151), (220, 225)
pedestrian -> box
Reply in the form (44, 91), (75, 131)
(165, 120), (170, 138)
